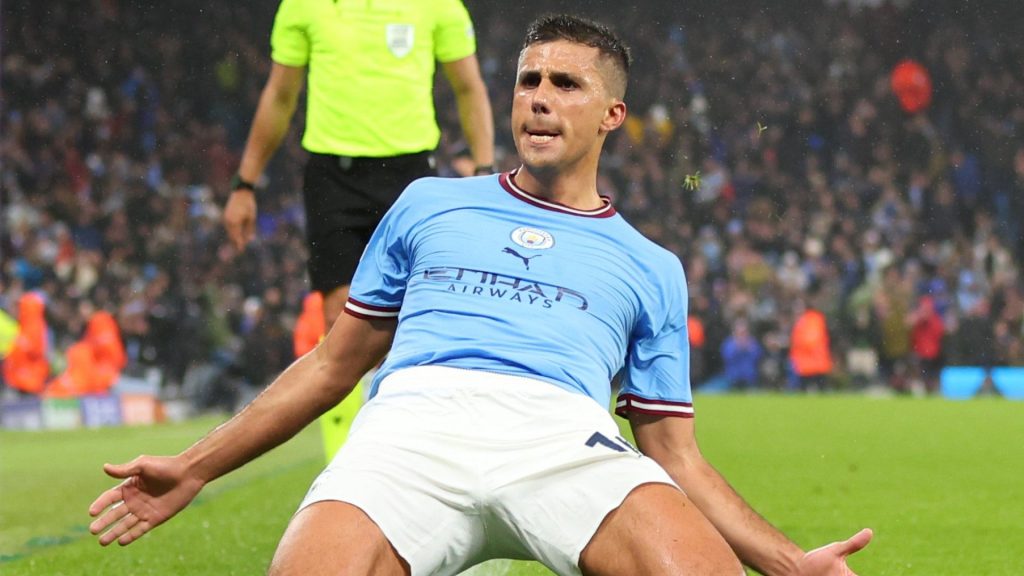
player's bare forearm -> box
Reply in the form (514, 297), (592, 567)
(237, 62), (305, 183)
(630, 413), (804, 575)
(668, 454), (803, 575)
(182, 313), (395, 484)
(443, 55), (495, 168)
(88, 315), (393, 547)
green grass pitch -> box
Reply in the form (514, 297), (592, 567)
(2, 394), (1022, 575)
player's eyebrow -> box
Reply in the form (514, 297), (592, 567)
(517, 69), (585, 87)
(549, 71), (583, 87)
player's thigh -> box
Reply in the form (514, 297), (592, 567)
(578, 483), (742, 576)
(269, 500), (409, 576)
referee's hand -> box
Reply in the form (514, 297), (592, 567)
(224, 189), (257, 250)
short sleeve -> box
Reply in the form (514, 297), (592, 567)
(270, 0), (310, 67)
(432, 0), (476, 63)
(344, 190), (418, 320)
(615, 258), (694, 418)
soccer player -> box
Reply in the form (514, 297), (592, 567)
(90, 14), (872, 575)
(222, 0), (495, 459)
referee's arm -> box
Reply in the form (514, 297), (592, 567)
(442, 54), (494, 172)
(225, 63), (305, 249)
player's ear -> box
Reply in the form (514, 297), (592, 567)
(600, 100), (627, 134)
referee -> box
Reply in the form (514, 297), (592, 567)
(223, 0), (494, 460)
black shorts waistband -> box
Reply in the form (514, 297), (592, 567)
(309, 150), (434, 171)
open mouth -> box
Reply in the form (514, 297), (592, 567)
(525, 129), (560, 144)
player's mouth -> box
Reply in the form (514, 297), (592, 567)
(524, 128), (561, 144)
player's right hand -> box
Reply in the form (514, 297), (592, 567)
(224, 189), (258, 250)
(796, 528), (873, 575)
(88, 455), (205, 546)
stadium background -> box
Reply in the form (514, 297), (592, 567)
(3, 0), (1022, 408)
(2, 1), (1024, 574)
(3, 0), (1023, 404)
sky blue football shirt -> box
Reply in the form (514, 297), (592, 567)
(345, 171), (694, 417)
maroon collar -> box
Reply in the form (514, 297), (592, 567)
(498, 169), (616, 218)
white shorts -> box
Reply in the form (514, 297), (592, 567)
(298, 366), (678, 576)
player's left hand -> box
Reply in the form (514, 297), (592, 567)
(796, 528), (873, 575)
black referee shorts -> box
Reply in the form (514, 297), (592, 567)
(302, 150), (436, 294)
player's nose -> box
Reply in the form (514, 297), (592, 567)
(531, 81), (553, 114)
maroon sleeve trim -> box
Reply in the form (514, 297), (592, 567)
(615, 393), (695, 418)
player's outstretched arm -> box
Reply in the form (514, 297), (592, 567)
(630, 413), (872, 575)
(88, 312), (396, 546)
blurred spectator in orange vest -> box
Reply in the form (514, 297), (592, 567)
(45, 341), (96, 397)
(2, 292), (50, 394)
(83, 310), (127, 393)
(789, 298), (833, 392)
(687, 314), (707, 386)
(293, 292), (326, 358)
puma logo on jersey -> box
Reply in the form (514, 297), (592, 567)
(502, 247), (541, 270)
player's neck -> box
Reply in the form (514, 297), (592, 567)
(514, 165), (603, 211)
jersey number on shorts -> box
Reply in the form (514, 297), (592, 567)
(585, 432), (641, 455)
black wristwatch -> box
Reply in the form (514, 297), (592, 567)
(230, 173), (256, 192)
(473, 165), (494, 176)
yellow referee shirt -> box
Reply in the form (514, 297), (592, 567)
(270, 0), (477, 157)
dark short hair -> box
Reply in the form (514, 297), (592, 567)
(522, 14), (632, 80)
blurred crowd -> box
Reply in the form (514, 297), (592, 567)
(3, 0), (1022, 400)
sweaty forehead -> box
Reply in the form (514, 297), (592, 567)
(517, 41), (603, 77)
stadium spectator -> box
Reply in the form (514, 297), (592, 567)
(45, 341), (95, 398)
(907, 295), (944, 394)
(83, 310), (128, 393)
(1, 292), (50, 395)
(873, 265), (913, 391)
(686, 311), (707, 386)
(292, 291), (324, 359)
(789, 297), (834, 392)
(720, 318), (764, 392)
(43, 309), (127, 397)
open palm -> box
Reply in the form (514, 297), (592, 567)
(798, 528), (873, 575)
(88, 455), (205, 546)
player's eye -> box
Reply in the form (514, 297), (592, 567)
(518, 72), (541, 88)
(555, 77), (579, 90)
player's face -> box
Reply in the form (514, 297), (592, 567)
(512, 40), (624, 175)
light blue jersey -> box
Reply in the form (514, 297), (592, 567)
(345, 171), (694, 418)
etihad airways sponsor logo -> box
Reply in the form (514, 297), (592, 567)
(421, 266), (588, 311)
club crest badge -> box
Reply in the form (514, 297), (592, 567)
(386, 24), (415, 58)
(510, 227), (554, 250)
